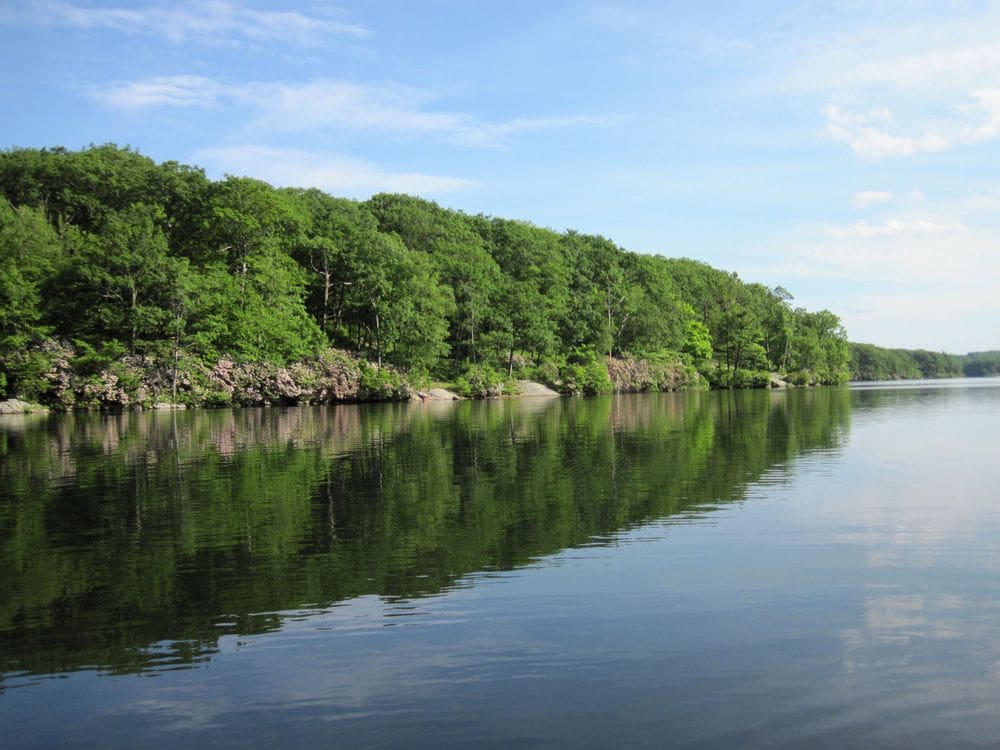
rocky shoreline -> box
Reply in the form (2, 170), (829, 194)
(0, 380), (557, 414)
(0, 399), (48, 414)
(1, 344), (709, 413)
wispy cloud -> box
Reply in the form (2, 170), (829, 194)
(760, 220), (1000, 349)
(790, 36), (1000, 96)
(194, 145), (477, 197)
(852, 191), (894, 210)
(762, 8), (1000, 160)
(243, 80), (623, 145)
(23, 0), (369, 44)
(96, 76), (621, 147)
(823, 90), (1000, 158)
(93, 75), (224, 110)
(243, 80), (465, 135)
(452, 115), (622, 147)
(767, 210), (988, 288)
(828, 217), (963, 240)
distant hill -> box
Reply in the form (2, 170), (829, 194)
(850, 344), (1000, 381)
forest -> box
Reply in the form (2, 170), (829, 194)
(849, 343), (1000, 381)
(1, 145), (856, 407)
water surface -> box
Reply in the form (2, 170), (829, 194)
(2, 382), (999, 747)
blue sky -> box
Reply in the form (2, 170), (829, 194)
(2, 1), (999, 353)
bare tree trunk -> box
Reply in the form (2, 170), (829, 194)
(320, 269), (331, 334)
(130, 284), (139, 354)
(171, 317), (180, 402)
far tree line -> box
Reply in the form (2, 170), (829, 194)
(850, 343), (1000, 380)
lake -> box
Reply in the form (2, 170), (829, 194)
(2, 380), (1000, 748)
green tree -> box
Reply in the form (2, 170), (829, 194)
(345, 232), (452, 370)
(285, 189), (376, 341)
(789, 309), (850, 384)
(0, 202), (63, 395)
(484, 219), (568, 373)
(619, 254), (692, 355)
(368, 194), (501, 367)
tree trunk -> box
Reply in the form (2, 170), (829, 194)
(130, 284), (139, 354)
(320, 269), (331, 335)
(171, 313), (181, 402)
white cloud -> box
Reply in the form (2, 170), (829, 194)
(26, 1), (368, 44)
(94, 75), (223, 110)
(242, 81), (621, 145)
(828, 218), (963, 240)
(824, 90), (1000, 158)
(823, 105), (950, 158)
(760, 198), (998, 288)
(770, 9), (1000, 160)
(96, 76), (618, 147)
(792, 38), (1000, 96)
(452, 115), (624, 147)
(193, 145), (477, 197)
(241, 80), (466, 136)
(852, 191), (894, 209)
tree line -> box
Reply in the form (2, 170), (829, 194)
(0, 144), (853, 405)
(849, 343), (1000, 381)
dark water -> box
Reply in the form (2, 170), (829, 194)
(2, 381), (999, 748)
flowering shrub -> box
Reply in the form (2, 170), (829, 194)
(606, 354), (705, 392)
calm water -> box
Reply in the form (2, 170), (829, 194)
(2, 381), (1000, 748)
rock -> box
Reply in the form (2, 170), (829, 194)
(769, 373), (789, 388)
(152, 402), (187, 410)
(425, 388), (462, 400)
(513, 380), (561, 397)
(0, 399), (47, 414)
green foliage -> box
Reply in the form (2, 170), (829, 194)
(454, 364), (507, 398)
(850, 342), (922, 381)
(0, 201), (64, 395)
(786, 309), (850, 384)
(964, 351), (1000, 377)
(358, 363), (412, 401)
(849, 343), (983, 381)
(70, 339), (128, 376)
(682, 319), (714, 362)
(0, 144), (871, 404)
(1, 350), (42, 400)
(558, 355), (613, 395)
(726, 368), (772, 389)
(525, 359), (563, 389)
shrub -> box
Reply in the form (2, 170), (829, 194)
(454, 364), (506, 398)
(358, 363), (412, 401)
(3, 339), (73, 404)
(526, 359), (562, 390)
(605, 353), (705, 392)
(788, 370), (814, 386)
(716, 368), (771, 389)
(558, 358), (612, 395)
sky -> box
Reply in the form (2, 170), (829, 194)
(2, 0), (999, 353)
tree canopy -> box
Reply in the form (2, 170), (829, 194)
(0, 144), (862, 402)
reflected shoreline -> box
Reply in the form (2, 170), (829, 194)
(1, 388), (852, 681)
